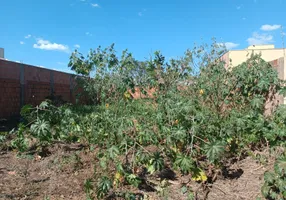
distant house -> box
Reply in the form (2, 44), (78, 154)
(221, 44), (285, 68)
(221, 44), (286, 105)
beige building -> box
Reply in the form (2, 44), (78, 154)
(221, 44), (285, 68)
(221, 44), (286, 104)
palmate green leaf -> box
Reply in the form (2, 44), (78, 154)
(39, 101), (49, 109)
(261, 184), (270, 197)
(172, 128), (187, 142)
(274, 155), (286, 175)
(276, 178), (286, 192)
(269, 191), (278, 199)
(97, 176), (112, 199)
(20, 104), (33, 116)
(264, 171), (275, 184)
(204, 141), (225, 163)
(30, 119), (50, 138)
(126, 174), (141, 187)
(262, 154), (286, 200)
(107, 145), (120, 160)
(136, 150), (150, 165)
(278, 87), (286, 96)
(174, 154), (194, 174)
(150, 152), (164, 171)
(84, 178), (93, 192)
(251, 97), (264, 109)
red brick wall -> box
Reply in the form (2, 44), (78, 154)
(0, 59), (79, 119)
(0, 79), (21, 117)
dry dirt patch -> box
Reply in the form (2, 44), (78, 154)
(0, 145), (271, 200)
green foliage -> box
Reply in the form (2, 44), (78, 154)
(148, 152), (164, 173)
(8, 42), (286, 199)
(0, 132), (8, 144)
(10, 123), (29, 152)
(96, 176), (112, 199)
(204, 140), (225, 164)
(125, 173), (141, 187)
(174, 153), (194, 174)
(261, 153), (286, 200)
(30, 119), (51, 141)
(84, 178), (94, 200)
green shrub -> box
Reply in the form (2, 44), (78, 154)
(9, 42), (286, 199)
(261, 153), (286, 200)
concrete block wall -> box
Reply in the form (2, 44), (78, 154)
(269, 57), (286, 104)
(263, 57), (286, 115)
(0, 59), (79, 119)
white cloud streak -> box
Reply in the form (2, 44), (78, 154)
(91, 3), (99, 7)
(247, 32), (273, 45)
(57, 62), (66, 65)
(260, 24), (281, 31)
(218, 42), (240, 49)
(33, 38), (69, 52)
(74, 44), (81, 48)
(20, 41), (25, 45)
(25, 34), (31, 39)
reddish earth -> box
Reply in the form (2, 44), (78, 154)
(0, 143), (272, 200)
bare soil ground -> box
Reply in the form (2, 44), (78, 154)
(0, 144), (271, 200)
(208, 156), (267, 200)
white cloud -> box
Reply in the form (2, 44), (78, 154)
(74, 44), (81, 48)
(33, 38), (69, 52)
(57, 62), (66, 65)
(91, 3), (99, 7)
(86, 32), (92, 36)
(25, 34), (31, 39)
(20, 41), (25, 45)
(218, 42), (240, 49)
(260, 24), (281, 31)
(247, 32), (273, 45)
(138, 8), (147, 17)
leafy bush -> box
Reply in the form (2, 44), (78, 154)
(261, 153), (286, 200)
(10, 42), (286, 199)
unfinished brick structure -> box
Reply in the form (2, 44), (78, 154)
(0, 59), (78, 119)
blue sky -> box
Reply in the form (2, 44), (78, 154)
(0, 0), (285, 73)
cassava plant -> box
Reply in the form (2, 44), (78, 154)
(261, 153), (286, 200)
(9, 41), (286, 199)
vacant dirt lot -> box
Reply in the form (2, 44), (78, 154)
(0, 144), (271, 200)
